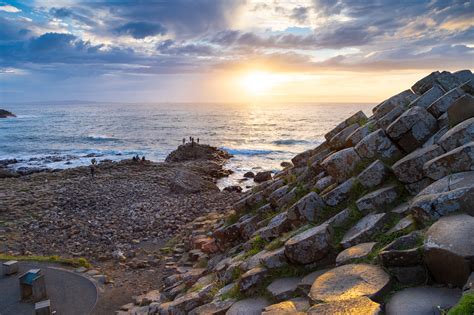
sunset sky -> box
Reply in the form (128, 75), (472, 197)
(0, 0), (473, 103)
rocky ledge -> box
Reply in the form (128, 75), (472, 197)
(0, 109), (15, 118)
(120, 69), (474, 315)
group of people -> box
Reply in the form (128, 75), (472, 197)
(132, 154), (146, 162)
(182, 136), (200, 146)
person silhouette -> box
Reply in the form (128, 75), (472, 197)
(197, 138), (200, 144)
(182, 138), (185, 145)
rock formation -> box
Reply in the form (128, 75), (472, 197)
(0, 109), (15, 118)
(119, 69), (474, 314)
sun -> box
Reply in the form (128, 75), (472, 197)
(240, 71), (279, 95)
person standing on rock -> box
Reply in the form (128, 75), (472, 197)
(197, 138), (200, 144)
(182, 138), (185, 145)
(90, 158), (97, 178)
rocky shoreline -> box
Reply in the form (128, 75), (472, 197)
(115, 70), (474, 315)
(0, 143), (241, 313)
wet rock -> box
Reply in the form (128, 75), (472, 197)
(239, 267), (268, 293)
(226, 298), (270, 315)
(254, 171), (272, 183)
(427, 87), (465, 118)
(336, 242), (376, 266)
(448, 94), (474, 126)
(321, 177), (355, 207)
(409, 84), (445, 109)
(284, 223), (333, 264)
(307, 297), (381, 315)
(341, 212), (394, 248)
(0, 109), (16, 118)
(437, 117), (474, 151)
(309, 264), (390, 302)
(410, 171), (474, 220)
(392, 145), (444, 183)
(424, 214), (474, 287)
(423, 141), (474, 180)
(355, 185), (399, 214)
(386, 106), (438, 153)
(329, 123), (360, 150)
(385, 286), (461, 315)
(243, 171), (255, 178)
(321, 148), (362, 183)
(357, 160), (388, 189)
(266, 277), (301, 301)
(287, 192), (325, 226)
(355, 129), (403, 162)
(345, 125), (370, 147)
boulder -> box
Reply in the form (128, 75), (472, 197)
(321, 148), (361, 183)
(284, 223), (333, 264)
(167, 285), (213, 314)
(314, 175), (334, 192)
(378, 231), (423, 267)
(329, 123), (360, 150)
(274, 187), (297, 209)
(226, 298), (270, 315)
(408, 84), (445, 109)
(345, 124), (370, 147)
(376, 105), (405, 130)
(307, 297), (381, 315)
(336, 242), (377, 266)
(373, 89), (416, 119)
(233, 191), (265, 213)
(321, 177), (356, 207)
(244, 171), (255, 178)
(411, 71), (440, 95)
(257, 211), (291, 241)
(410, 171), (474, 220)
(309, 264), (390, 302)
(341, 213), (394, 248)
(325, 111), (367, 141)
(424, 214), (474, 287)
(422, 126), (448, 148)
(355, 185), (399, 215)
(453, 69), (473, 83)
(388, 266), (428, 286)
(297, 268), (330, 294)
(392, 144), (444, 183)
(324, 208), (351, 228)
(427, 87), (466, 118)
(423, 141), (474, 180)
(357, 160), (388, 189)
(260, 247), (288, 269)
(268, 185), (290, 207)
(266, 277), (301, 301)
(254, 171), (272, 183)
(355, 129), (403, 162)
(262, 298), (309, 315)
(405, 178), (433, 196)
(385, 286), (461, 315)
(287, 192), (325, 226)
(239, 267), (268, 293)
(437, 117), (474, 151)
(435, 71), (465, 92)
(447, 94), (474, 126)
(386, 106), (438, 153)
(189, 299), (235, 315)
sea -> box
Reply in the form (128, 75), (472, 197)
(0, 102), (374, 188)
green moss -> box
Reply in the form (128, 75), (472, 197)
(220, 283), (245, 300)
(448, 293), (474, 315)
(0, 254), (91, 268)
(367, 121), (377, 132)
(224, 211), (240, 226)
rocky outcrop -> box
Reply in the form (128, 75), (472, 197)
(0, 109), (15, 118)
(165, 143), (232, 163)
(115, 70), (474, 315)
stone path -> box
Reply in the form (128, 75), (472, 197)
(0, 262), (97, 315)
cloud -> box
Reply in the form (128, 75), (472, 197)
(290, 6), (310, 23)
(0, 4), (21, 13)
(114, 21), (167, 39)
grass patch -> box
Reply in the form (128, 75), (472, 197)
(242, 236), (267, 259)
(448, 293), (474, 315)
(224, 211), (240, 226)
(220, 283), (245, 300)
(0, 254), (91, 268)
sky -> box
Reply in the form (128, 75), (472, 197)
(0, 0), (473, 103)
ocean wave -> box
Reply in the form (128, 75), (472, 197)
(222, 147), (284, 156)
(85, 134), (117, 141)
(272, 139), (310, 145)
